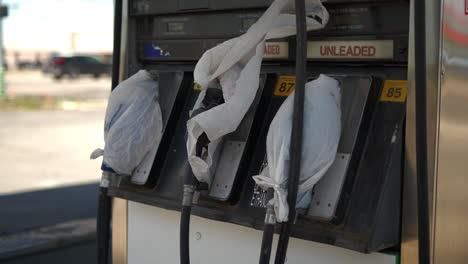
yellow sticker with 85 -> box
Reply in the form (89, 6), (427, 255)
(380, 80), (407, 102)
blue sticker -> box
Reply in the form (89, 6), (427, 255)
(101, 163), (115, 173)
(144, 43), (171, 58)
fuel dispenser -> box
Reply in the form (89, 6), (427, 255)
(105, 0), (409, 262)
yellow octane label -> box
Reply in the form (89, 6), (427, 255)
(193, 83), (202, 90)
(380, 80), (408, 102)
(274, 76), (296, 96)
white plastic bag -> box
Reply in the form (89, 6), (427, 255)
(187, 0), (330, 185)
(253, 75), (342, 222)
(90, 70), (163, 185)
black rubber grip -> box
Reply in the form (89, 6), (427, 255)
(259, 223), (275, 264)
(180, 205), (192, 264)
(97, 187), (112, 264)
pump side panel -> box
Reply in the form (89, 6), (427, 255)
(433, 0), (468, 263)
(126, 201), (396, 264)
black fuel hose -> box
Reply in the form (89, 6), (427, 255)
(111, 0), (122, 92)
(180, 88), (224, 264)
(97, 1), (122, 263)
(274, 0), (307, 263)
(414, 1), (430, 263)
(260, 223), (275, 264)
(259, 190), (276, 264)
(180, 182), (195, 264)
(179, 206), (191, 264)
(97, 185), (112, 264)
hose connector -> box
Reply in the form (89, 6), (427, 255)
(100, 171), (112, 188)
(265, 202), (277, 225)
(182, 184), (196, 206)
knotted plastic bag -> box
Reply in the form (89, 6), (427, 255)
(90, 70), (163, 185)
(253, 75), (342, 222)
(187, 0), (330, 185)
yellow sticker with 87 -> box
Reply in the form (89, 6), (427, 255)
(274, 76), (296, 96)
(380, 80), (408, 102)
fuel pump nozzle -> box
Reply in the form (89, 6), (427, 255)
(184, 87), (224, 191)
(180, 87), (224, 264)
(190, 86), (225, 174)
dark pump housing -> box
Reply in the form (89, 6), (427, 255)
(109, 0), (409, 253)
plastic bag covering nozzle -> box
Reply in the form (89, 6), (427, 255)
(253, 75), (342, 223)
(186, 0), (330, 186)
(191, 88), (225, 159)
(90, 70), (163, 185)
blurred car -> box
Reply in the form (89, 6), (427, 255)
(16, 60), (36, 70)
(42, 55), (59, 74)
(49, 55), (111, 80)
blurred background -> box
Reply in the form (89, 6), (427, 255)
(0, 0), (113, 263)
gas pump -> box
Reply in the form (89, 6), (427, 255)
(104, 0), (412, 263)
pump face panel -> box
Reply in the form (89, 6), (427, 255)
(109, 0), (409, 253)
(249, 75), (374, 222)
(309, 76), (372, 221)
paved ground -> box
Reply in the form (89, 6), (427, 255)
(0, 183), (98, 235)
(0, 71), (109, 195)
(5, 70), (111, 100)
(0, 71), (110, 263)
(2, 240), (97, 264)
(0, 110), (105, 194)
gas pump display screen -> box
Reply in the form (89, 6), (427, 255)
(333, 12), (363, 26)
(326, 6), (373, 32)
(328, 7), (372, 30)
(320, 4), (409, 35)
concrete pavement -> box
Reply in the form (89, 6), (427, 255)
(1, 68), (110, 195)
(0, 183), (98, 235)
(5, 70), (110, 100)
(0, 110), (105, 195)
(2, 240), (97, 264)
(0, 217), (96, 262)
(0, 71), (110, 262)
